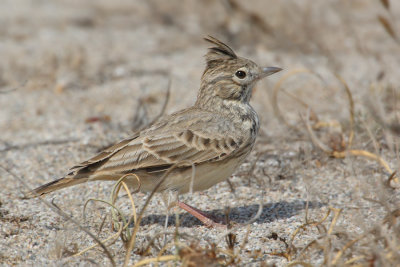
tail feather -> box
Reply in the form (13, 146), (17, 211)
(26, 177), (88, 198)
(25, 172), (132, 198)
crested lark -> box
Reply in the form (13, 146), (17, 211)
(29, 36), (281, 227)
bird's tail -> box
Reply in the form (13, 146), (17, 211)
(26, 176), (88, 198)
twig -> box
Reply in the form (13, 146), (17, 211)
(0, 80), (27, 94)
(215, 197), (264, 246)
(287, 261), (313, 267)
(302, 109), (399, 184)
(131, 77), (171, 131)
(74, 220), (126, 257)
(224, 0), (274, 35)
(327, 208), (342, 235)
(147, 78), (171, 126)
(0, 87), (17, 94)
(365, 83), (400, 135)
(123, 164), (182, 266)
(302, 108), (331, 153)
(132, 255), (179, 267)
(272, 68), (316, 128)
(0, 139), (79, 153)
(331, 233), (367, 265)
(0, 165), (116, 267)
(335, 74), (354, 148)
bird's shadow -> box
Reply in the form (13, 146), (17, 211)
(140, 200), (324, 228)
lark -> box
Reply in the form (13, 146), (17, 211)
(28, 36), (281, 227)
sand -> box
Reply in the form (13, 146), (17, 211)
(1, 1), (400, 266)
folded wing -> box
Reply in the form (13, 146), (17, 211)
(70, 111), (242, 176)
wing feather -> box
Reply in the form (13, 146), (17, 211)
(69, 135), (139, 170)
(141, 129), (239, 166)
(69, 109), (243, 176)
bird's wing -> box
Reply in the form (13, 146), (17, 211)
(69, 109), (243, 175)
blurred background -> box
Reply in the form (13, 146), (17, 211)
(1, 0), (400, 136)
(1, 0), (399, 139)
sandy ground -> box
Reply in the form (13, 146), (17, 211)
(1, 0), (400, 266)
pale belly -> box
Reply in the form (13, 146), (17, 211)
(168, 157), (242, 194)
(134, 156), (243, 194)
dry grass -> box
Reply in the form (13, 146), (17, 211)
(1, 0), (400, 266)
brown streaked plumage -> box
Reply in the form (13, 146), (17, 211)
(28, 36), (281, 227)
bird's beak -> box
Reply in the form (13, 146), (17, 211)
(260, 67), (282, 78)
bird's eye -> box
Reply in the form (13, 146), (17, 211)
(235, 70), (247, 79)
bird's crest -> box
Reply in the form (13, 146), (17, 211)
(204, 36), (237, 66)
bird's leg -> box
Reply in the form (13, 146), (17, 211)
(177, 200), (226, 228)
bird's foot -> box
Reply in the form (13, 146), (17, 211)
(177, 201), (226, 228)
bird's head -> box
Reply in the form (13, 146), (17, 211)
(196, 36), (281, 106)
